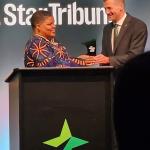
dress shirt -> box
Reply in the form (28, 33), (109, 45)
(111, 13), (127, 51)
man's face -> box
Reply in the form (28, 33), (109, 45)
(37, 16), (56, 39)
(103, 0), (123, 22)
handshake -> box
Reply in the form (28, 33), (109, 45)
(78, 54), (110, 66)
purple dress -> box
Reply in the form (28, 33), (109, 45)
(24, 35), (86, 67)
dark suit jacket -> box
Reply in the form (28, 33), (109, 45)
(102, 13), (148, 68)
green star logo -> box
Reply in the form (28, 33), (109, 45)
(43, 119), (89, 150)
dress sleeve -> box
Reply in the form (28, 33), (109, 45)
(24, 38), (55, 67)
(53, 43), (86, 67)
(24, 38), (87, 67)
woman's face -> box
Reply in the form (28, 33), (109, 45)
(37, 16), (56, 39)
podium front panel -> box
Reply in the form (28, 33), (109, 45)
(6, 68), (113, 150)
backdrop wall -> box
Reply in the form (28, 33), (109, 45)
(0, 0), (150, 149)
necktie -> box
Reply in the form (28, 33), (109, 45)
(113, 24), (119, 48)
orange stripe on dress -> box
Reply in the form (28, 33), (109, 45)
(82, 60), (85, 66)
(79, 60), (83, 65)
(27, 62), (34, 65)
(74, 59), (78, 64)
(41, 62), (45, 66)
(45, 58), (49, 63)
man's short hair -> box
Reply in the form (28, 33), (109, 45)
(103, 0), (125, 5)
(30, 10), (52, 30)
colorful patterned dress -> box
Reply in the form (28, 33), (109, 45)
(24, 35), (86, 67)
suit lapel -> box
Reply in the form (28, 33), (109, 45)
(113, 15), (132, 54)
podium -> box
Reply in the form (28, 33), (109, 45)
(6, 67), (114, 150)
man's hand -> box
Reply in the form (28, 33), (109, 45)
(78, 54), (96, 66)
(84, 56), (96, 66)
(94, 54), (110, 64)
(78, 54), (91, 59)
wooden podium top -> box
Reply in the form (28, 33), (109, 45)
(5, 66), (114, 82)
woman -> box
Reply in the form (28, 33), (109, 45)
(24, 10), (94, 67)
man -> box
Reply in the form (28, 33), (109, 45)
(95, 0), (148, 69)
(94, 1), (147, 149)
(24, 10), (95, 67)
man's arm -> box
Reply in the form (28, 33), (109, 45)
(110, 22), (148, 68)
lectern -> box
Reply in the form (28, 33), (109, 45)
(6, 67), (114, 150)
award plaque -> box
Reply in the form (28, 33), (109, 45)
(83, 39), (96, 56)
